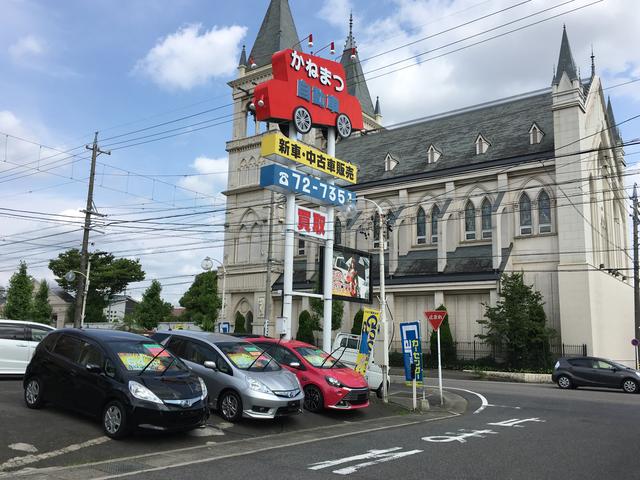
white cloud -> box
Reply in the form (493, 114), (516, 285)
(317, 0), (354, 29)
(134, 23), (247, 90)
(178, 155), (228, 196)
(8, 34), (45, 62)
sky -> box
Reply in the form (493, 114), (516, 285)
(1, 0), (639, 305)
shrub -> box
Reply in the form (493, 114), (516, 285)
(296, 310), (315, 344)
(351, 309), (364, 334)
(234, 311), (246, 333)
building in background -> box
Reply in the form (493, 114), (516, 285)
(103, 295), (138, 323)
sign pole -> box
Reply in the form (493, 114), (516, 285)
(322, 128), (336, 353)
(412, 374), (417, 411)
(281, 122), (297, 340)
(437, 328), (443, 406)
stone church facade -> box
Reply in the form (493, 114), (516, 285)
(221, 0), (634, 363)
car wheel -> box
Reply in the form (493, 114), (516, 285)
(24, 377), (45, 409)
(102, 401), (129, 439)
(336, 113), (352, 138)
(303, 385), (324, 413)
(622, 378), (639, 394)
(556, 375), (573, 390)
(293, 106), (312, 134)
(219, 391), (243, 422)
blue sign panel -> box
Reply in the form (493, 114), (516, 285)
(400, 321), (423, 385)
(297, 79), (311, 102)
(327, 95), (339, 113)
(260, 164), (356, 207)
(312, 87), (326, 108)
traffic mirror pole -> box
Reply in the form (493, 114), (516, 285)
(323, 128), (336, 353)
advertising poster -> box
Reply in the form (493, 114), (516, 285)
(400, 322), (423, 386)
(323, 245), (372, 303)
(354, 308), (379, 375)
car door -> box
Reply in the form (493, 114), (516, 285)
(48, 334), (84, 406)
(0, 323), (30, 374)
(567, 358), (596, 386)
(183, 338), (231, 406)
(589, 359), (620, 388)
(27, 325), (53, 364)
(74, 341), (109, 416)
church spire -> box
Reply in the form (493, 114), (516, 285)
(339, 13), (375, 118)
(238, 44), (247, 67)
(248, 0), (300, 69)
(590, 45), (596, 78)
(552, 25), (579, 85)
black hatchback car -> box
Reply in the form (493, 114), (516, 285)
(552, 356), (640, 393)
(23, 329), (208, 438)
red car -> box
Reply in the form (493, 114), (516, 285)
(252, 49), (363, 138)
(249, 337), (369, 412)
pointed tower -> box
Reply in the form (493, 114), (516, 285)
(552, 26), (579, 86)
(248, 0), (300, 69)
(339, 13), (376, 119)
(237, 44), (247, 77)
(374, 96), (382, 124)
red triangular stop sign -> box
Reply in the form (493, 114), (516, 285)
(425, 310), (446, 331)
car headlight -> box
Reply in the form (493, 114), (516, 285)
(198, 377), (208, 400)
(128, 380), (163, 404)
(325, 376), (343, 388)
(635, 371), (640, 379)
(554, 361), (560, 369)
(247, 377), (272, 394)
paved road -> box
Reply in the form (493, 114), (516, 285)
(124, 379), (640, 480)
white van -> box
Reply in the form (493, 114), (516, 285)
(333, 332), (389, 397)
(0, 320), (55, 375)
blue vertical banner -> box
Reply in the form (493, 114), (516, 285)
(400, 322), (423, 386)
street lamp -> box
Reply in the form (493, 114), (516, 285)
(201, 256), (226, 331)
(344, 197), (390, 404)
(64, 258), (91, 329)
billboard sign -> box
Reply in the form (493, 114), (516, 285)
(259, 164), (355, 208)
(322, 245), (372, 303)
(354, 308), (379, 375)
(400, 321), (423, 385)
(296, 206), (326, 240)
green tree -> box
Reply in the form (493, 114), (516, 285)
(309, 280), (344, 331)
(178, 271), (222, 332)
(4, 262), (34, 320)
(351, 309), (364, 334)
(477, 273), (555, 369)
(131, 280), (172, 330)
(296, 309), (315, 344)
(49, 249), (145, 323)
(31, 281), (53, 324)
(429, 304), (456, 365)
(234, 311), (246, 333)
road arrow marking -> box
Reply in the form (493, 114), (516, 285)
(487, 417), (545, 427)
(332, 449), (423, 475)
(422, 429), (498, 443)
(309, 448), (402, 470)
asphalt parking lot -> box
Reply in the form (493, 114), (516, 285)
(0, 378), (431, 474)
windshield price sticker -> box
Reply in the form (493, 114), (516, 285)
(260, 164), (356, 207)
(261, 132), (357, 184)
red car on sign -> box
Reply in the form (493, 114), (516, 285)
(253, 49), (364, 138)
(249, 337), (369, 412)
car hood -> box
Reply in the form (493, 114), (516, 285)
(138, 373), (203, 400)
(325, 368), (368, 388)
(246, 368), (300, 391)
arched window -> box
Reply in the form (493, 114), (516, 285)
(335, 218), (342, 245)
(519, 193), (532, 235)
(237, 226), (249, 262)
(416, 207), (426, 244)
(249, 223), (262, 263)
(538, 190), (551, 233)
(431, 205), (440, 243)
(465, 201), (476, 240)
(481, 198), (492, 239)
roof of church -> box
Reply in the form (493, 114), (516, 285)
(336, 90), (554, 186)
(248, 0), (300, 69)
(339, 14), (375, 117)
(553, 26), (579, 85)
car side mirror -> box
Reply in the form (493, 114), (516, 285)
(289, 362), (301, 369)
(86, 363), (102, 374)
(204, 360), (218, 371)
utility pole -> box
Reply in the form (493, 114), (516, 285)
(74, 132), (110, 328)
(633, 184), (640, 367)
(263, 191), (275, 336)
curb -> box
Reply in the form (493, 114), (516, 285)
(463, 370), (553, 383)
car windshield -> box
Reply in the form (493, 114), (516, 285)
(295, 347), (346, 369)
(216, 342), (280, 372)
(109, 341), (187, 374)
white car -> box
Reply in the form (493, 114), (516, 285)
(0, 320), (55, 375)
(332, 332), (389, 397)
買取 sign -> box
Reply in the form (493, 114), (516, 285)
(259, 164), (356, 207)
(354, 308), (379, 375)
(296, 206), (326, 240)
(400, 322), (423, 386)
(261, 132), (357, 184)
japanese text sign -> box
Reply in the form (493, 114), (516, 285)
(259, 164), (356, 208)
(261, 133), (357, 184)
(400, 322), (423, 385)
(354, 308), (379, 375)
(425, 310), (447, 331)
(296, 206), (327, 240)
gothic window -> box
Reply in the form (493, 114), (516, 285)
(465, 201), (476, 240)
(237, 226), (249, 262)
(427, 145), (441, 164)
(335, 218), (342, 245)
(475, 134), (490, 155)
(538, 190), (552, 233)
(249, 223), (262, 263)
(416, 207), (426, 244)
(481, 198), (492, 239)
(519, 193), (532, 235)
(529, 123), (544, 145)
(431, 205), (440, 243)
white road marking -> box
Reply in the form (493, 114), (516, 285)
(422, 428), (497, 443)
(0, 437), (109, 472)
(332, 449), (423, 475)
(486, 403), (521, 410)
(7, 444), (38, 453)
(442, 387), (489, 414)
(309, 448), (402, 470)
(487, 417), (545, 427)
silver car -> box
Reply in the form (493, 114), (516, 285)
(156, 331), (303, 422)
